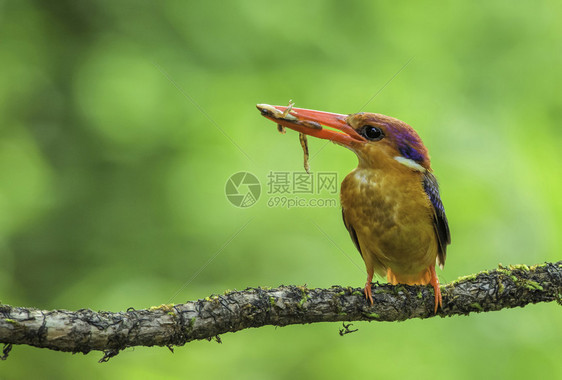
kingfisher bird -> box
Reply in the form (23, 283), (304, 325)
(257, 104), (451, 313)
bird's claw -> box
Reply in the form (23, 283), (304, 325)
(429, 265), (442, 314)
(364, 282), (374, 305)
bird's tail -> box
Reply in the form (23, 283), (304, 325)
(386, 267), (432, 285)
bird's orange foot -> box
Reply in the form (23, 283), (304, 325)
(429, 266), (442, 313)
(364, 282), (374, 305)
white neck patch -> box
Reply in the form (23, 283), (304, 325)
(394, 156), (426, 172)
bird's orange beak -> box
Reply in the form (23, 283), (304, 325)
(256, 104), (366, 147)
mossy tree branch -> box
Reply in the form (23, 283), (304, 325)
(1, 261), (561, 362)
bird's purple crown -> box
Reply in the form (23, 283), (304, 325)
(388, 125), (427, 163)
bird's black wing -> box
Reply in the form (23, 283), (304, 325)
(423, 172), (451, 267)
(342, 208), (363, 258)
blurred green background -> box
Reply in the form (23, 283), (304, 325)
(1, 0), (561, 378)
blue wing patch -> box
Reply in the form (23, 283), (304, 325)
(423, 172), (451, 267)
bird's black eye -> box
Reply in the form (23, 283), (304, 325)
(361, 125), (384, 141)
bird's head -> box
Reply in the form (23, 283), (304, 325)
(257, 104), (431, 172)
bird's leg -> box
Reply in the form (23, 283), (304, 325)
(364, 270), (374, 305)
(429, 265), (442, 314)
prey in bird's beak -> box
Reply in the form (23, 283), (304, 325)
(256, 103), (366, 148)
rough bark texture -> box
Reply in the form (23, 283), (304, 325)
(1, 262), (561, 362)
